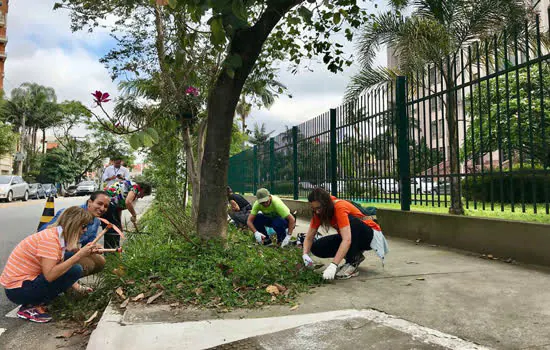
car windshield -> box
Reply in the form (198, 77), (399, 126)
(79, 181), (95, 186)
(29, 184), (38, 189)
(0, 176), (12, 184)
(43, 184), (53, 189)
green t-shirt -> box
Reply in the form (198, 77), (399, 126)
(251, 195), (290, 219)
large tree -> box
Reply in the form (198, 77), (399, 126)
(59, 0), (372, 238)
(345, 0), (532, 214)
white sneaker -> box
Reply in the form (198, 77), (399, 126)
(335, 263), (359, 279)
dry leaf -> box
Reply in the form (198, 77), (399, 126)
(115, 287), (126, 299)
(176, 283), (184, 289)
(120, 298), (130, 309)
(416, 277), (425, 281)
(169, 302), (180, 308)
(487, 254), (494, 259)
(147, 291), (164, 304)
(131, 293), (145, 302)
(265, 285), (279, 295)
(274, 283), (287, 292)
(151, 283), (165, 290)
(283, 289), (290, 296)
(271, 295), (277, 301)
(55, 330), (74, 339)
(125, 280), (136, 285)
(415, 239), (421, 243)
(290, 305), (299, 311)
(255, 301), (264, 306)
(83, 311), (98, 327)
(194, 287), (203, 296)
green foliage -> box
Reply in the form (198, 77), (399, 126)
(464, 65), (550, 168)
(0, 121), (18, 157)
(230, 122), (249, 156)
(462, 165), (549, 203)
(38, 148), (81, 184)
(108, 203), (322, 308)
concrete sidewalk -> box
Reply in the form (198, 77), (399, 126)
(87, 218), (550, 350)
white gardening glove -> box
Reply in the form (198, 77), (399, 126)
(254, 231), (266, 244)
(302, 254), (314, 268)
(281, 235), (292, 247)
(322, 263), (338, 280)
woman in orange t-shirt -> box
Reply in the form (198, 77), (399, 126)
(0, 206), (97, 323)
(302, 188), (381, 280)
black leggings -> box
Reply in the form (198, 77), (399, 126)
(311, 215), (374, 263)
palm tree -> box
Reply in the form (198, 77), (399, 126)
(0, 83), (58, 175)
(345, 0), (531, 214)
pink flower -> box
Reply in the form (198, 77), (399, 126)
(185, 86), (199, 96)
(92, 90), (111, 105)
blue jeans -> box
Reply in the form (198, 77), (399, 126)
(4, 264), (83, 306)
(253, 214), (288, 243)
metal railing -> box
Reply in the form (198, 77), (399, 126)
(229, 19), (550, 214)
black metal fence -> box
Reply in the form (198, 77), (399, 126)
(229, 19), (550, 214)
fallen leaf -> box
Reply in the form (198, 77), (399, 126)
(176, 283), (184, 289)
(55, 330), (74, 339)
(125, 280), (136, 285)
(131, 293), (145, 302)
(115, 287), (126, 299)
(415, 239), (421, 243)
(169, 302), (180, 308)
(83, 311), (98, 327)
(148, 275), (160, 282)
(283, 289), (291, 296)
(290, 305), (299, 311)
(487, 254), (494, 259)
(147, 291), (164, 304)
(255, 301), (264, 306)
(416, 277), (425, 281)
(406, 261), (419, 264)
(274, 283), (287, 292)
(271, 295), (277, 301)
(151, 283), (165, 290)
(120, 298), (130, 308)
(113, 268), (125, 277)
(194, 287), (203, 296)
(266, 285), (279, 295)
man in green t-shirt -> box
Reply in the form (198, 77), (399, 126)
(247, 188), (296, 246)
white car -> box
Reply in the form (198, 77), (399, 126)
(0, 175), (30, 202)
(410, 177), (435, 194)
(373, 179), (399, 194)
(76, 181), (97, 196)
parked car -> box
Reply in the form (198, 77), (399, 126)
(433, 181), (452, 195)
(42, 183), (58, 198)
(28, 183), (46, 199)
(410, 177), (435, 194)
(0, 175), (30, 202)
(64, 185), (78, 197)
(373, 179), (399, 194)
(76, 181), (97, 196)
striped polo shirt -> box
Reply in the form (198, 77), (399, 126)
(0, 227), (63, 289)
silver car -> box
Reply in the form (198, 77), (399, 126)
(0, 175), (30, 202)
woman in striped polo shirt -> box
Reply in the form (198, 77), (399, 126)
(0, 206), (97, 323)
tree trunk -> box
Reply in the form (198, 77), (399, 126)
(42, 129), (47, 154)
(196, 1), (300, 239)
(17, 114), (26, 176)
(446, 81), (464, 215)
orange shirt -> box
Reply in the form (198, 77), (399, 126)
(310, 196), (381, 233)
(0, 227), (63, 289)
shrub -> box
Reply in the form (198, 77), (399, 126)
(462, 166), (549, 203)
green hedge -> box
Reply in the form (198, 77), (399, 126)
(462, 168), (549, 203)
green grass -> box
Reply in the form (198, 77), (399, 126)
(50, 202), (323, 322)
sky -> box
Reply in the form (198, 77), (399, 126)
(5, 0), (387, 139)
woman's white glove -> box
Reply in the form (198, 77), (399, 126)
(281, 235), (292, 247)
(254, 231), (266, 244)
(322, 263), (338, 280)
(302, 254), (314, 268)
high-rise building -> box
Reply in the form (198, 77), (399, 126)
(0, 0), (7, 92)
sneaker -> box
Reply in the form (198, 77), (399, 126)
(17, 305), (52, 323)
(350, 254), (365, 268)
(336, 263), (359, 279)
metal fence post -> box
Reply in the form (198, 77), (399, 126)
(292, 126), (299, 200)
(330, 108), (338, 197)
(396, 76), (411, 211)
(269, 138), (275, 192)
(253, 146), (258, 194)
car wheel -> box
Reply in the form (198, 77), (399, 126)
(6, 191), (13, 203)
(23, 191), (29, 201)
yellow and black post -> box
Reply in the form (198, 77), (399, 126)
(37, 196), (55, 231)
